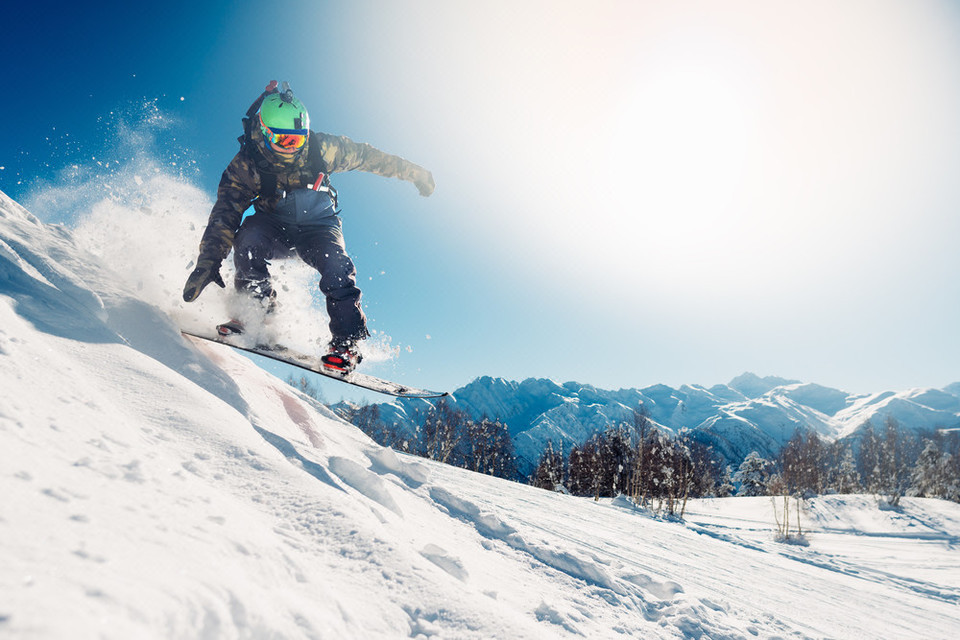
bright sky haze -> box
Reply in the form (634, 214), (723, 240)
(3, 0), (959, 399)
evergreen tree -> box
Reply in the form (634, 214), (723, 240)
(600, 426), (634, 497)
(734, 451), (770, 497)
(835, 448), (860, 494)
(716, 465), (735, 498)
(911, 439), (949, 498)
(567, 438), (602, 498)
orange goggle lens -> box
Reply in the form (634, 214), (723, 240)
(267, 131), (307, 150)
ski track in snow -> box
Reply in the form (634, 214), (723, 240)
(3, 188), (960, 638)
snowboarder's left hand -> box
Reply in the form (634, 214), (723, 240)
(411, 167), (435, 197)
(182, 257), (225, 302)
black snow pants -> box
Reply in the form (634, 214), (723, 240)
(232, 189), (369, 344)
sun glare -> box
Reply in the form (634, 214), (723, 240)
(590, 46), (765, 293)
(620, 65), (753, 227)
(367, 0), (960, 317)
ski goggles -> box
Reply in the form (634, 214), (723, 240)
(260, 121), (308, 151)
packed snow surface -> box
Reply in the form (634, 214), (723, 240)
(2, 189), (960, 638)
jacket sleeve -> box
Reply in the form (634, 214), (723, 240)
(197, 153), (258, 262)
(316, 133), (426, 184)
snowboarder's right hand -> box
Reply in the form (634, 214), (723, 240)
(182, 257), (225, 302)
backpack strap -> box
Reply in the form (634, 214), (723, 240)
(238, 81), (282, 198)
(239, 80), (278, 151)
(305, 132), (338, 209)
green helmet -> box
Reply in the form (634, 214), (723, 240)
(259, 91), (310, 152)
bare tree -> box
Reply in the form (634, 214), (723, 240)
(857, 421), (882, 493)
(286, 374), (326, 403)
(667, 430), (694, 517)
(687, 439), (722, 498)
(879, 417), (913, 507)
(833, 447), (860, 494)
(567, 437), (603, 499)
(467, 417), (516, 479)
(415, 400), (470, 465)
(627, 408), (652, 506)
(532, 440), (565, 491)
(779, 429), (827, 497)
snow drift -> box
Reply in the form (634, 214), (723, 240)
(2, 188), (959, 638)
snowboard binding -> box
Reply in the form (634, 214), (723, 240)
(216, 319), (244, 337)
(321, 342), (362, 375)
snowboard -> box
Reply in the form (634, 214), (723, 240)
(182, 330), (449, 399)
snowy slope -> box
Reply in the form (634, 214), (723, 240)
(3, 188), (960, 638)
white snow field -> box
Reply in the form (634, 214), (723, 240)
(2, 187), (959, 639)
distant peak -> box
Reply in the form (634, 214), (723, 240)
(728, 372), (801, 398)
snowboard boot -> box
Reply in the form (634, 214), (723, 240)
(217, 291), (278, 338)
(217, 318), (244, 337)
(321, 339), (362, 375)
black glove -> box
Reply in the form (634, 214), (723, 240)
(411, 166), (435, 197)
(182, 257), (225, 302)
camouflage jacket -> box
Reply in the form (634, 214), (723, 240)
(198, 128), (427, 262)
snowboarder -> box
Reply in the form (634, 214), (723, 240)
(182, 81), (434, 374)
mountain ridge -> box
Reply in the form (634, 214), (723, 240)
(357, 373), (960, 475)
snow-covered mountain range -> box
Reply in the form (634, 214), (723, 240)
(370, 372), (960, 474)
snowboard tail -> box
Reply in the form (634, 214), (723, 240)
(182, 330), (448, 399)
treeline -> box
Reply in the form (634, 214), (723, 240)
(287, 378), (960, 508)
(735, 417), (960, 506)
(531, 410), (724, 517)
(339, 399), (517, 480)
(535, 414), (960, 511)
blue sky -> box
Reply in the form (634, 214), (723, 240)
(3, 0), (960, 399)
